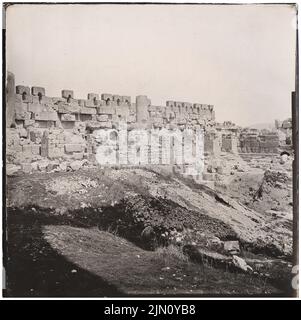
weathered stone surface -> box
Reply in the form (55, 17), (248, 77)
(31, 86), (45, 96)
(97, 114), (109, 122)
(31, 145), (41, 155)
(70, 160), (83, 171)
(32, 112), (58, 122)
(80, 107), (96, 115)
(87, 93), (99, 101)
(47, 147), (64, 159)
(18, 128), (28, 138)
(166, 101), (175, 107)
(85, 99), (97, 108)
(37, 160), (50, 172)
(98, 121), (112, 129)
(101, 93), (113, 101)
(23, 119), (35, 128)
(72, 152), (84, 160)
(58, 103), (81, 114)
(28, 103), (44, 113)
(40, 96), (53, 105)
(232, 255), (253, 273)
(65, 144), (83, 153)
(122, 96), (131, 104)
(59, 162), (68, 171)
(78, 99), (86, 107)
(62, 90), (74, 99)
(15, 102), (30, 120)
(61, 114), (76, 122)
(16, 85), (30, 96)
(97, 106), (115, 115)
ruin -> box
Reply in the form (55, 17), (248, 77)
(6, 73), (283, 176)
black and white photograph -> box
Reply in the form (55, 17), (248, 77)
(2, 2), (299, 298)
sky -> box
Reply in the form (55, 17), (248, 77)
(5, 4), (297, 127)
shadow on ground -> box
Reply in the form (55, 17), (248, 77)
(4, 207), (122, 297)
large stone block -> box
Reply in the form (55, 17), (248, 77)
(16, 93), (33, 103)
(72, 152), (84, 160)
(122, 96), (131, 104)
(15, 101), (27, 113)
(33, 111), (58, 121)
(28, 103), (44, 113)
(116, 106), (129, 116)
(40, 96), (53, 105)
(65, 143), (83, 153)
(101, 93), (113, 101)
(58, 103), (81, 114)
(80, 107), (96, 115)
(29, 130), (43, 143)
(62, 90), (74, 99)
(48, 146), (64, 159)
(23, 94), (33, 103)
(99, 121), (112, 129)
(31, 86), (45, 96)
(61, 114), (76, 122)
(78, 99), (86, 107)
(16, 85), (30, 96)
(97, 114), (109, 122)
(127, 115), (136, 123)
(87, 93), (99, 100)
(22, 144), (33, 156)
(97, 106), (115, 115)
(52, 97), (65, 104)
(113, 95), (122, 104)
(85, 99), (97, 108)
(15, 102), (30, 120)
(166, 101), (175, 107)
(86, 121), (102, 130)
(18, 128), (28, 138)
(24, 119), (36, 127)
(31, 145), (41, 155)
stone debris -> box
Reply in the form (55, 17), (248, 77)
(69, 160), (83, 171)
(232, 255), (253, 273)
(223, 241), (240, 255)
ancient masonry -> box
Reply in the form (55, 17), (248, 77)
(6, 72), (281, 174)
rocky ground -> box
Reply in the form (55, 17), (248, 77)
(4, 153), (295, 297)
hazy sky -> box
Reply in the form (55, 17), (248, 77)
(6, 4), (296, 126)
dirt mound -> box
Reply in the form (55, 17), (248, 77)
(98, 194), (237, 249)
(6, 167), (292, 258)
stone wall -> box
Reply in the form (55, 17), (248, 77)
(238, 130), (279, 153)
(5, 73), (217, 172)
(6, 72), (282, 176)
